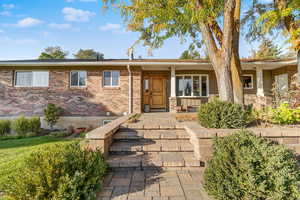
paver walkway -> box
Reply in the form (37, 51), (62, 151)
(97, 169), (210, 200)
(98, 113), (210, 200)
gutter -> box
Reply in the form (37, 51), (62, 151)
(127, 64), (132, 114)
(0, 59), (297, 67)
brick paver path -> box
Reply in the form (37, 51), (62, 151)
(98, 169), (210, 200)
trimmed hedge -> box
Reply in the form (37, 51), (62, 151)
(198, 99), (252, 129)
(3, 142), (107, 200)
(204, 130), (300, 200)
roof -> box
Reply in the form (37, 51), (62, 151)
(0, 57), (297, 68)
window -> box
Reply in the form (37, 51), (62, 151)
(102, 120), (112, 126)
(275, 73), (288, 95)
(103, 70), (120, 87)
(70, 71), (87, 87)
(15, 71), (49, 87)
(176, 75), (209, 97)
(242, 74), (253, 89)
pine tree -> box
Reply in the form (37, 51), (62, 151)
(251, 39), (282, 59)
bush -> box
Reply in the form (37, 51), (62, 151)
(271, 102), (300, 125)
(3, 142), (107, 200)
(204, 130), (300, 200)
(50, 131), (72, 138)
(0, 120), (10, 136)
(198, 99), (252, 128)
(44, 104), (61, 129)
(11, 116), (41, 136)
(28, 117), (41, 134)
(11, 116), (29, 136)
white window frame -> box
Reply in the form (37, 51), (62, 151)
(242, 74), (254, 89)
(103, 70), (120, 87)
(175, 74), (209, 97)
(102, 120), (112, 126)
(70, 70), (87, 87)
(14, 70), (49, 87)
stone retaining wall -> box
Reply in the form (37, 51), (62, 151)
(86, 114), (133, 158)
(185, 123), (300, 163)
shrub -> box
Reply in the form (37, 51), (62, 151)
(28, 117), (41, 134)
(44, 104), (61, 129)
(204, 130), (300, 200)
(11, 116), (29, 136)
(3, 142), (107, 200)
(0, 120), (10, 136)
(271, 102), (300, 125)
(198, 99), (252, 128)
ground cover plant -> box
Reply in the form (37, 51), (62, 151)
(204, 130), (300, 200)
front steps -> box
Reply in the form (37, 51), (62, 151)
(106, 128), (202, 170)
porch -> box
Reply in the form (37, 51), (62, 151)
(141, 65), (272, 113)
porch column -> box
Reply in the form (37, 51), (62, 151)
(170, 66), (176, 97)
(256, 66), (264, 97)
(169, 66), (177, 113)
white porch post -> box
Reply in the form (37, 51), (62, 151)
(171, 66), (176, 97)
(256, 66), (264, 97)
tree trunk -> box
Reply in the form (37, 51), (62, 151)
(231, 0), (244, 104)
(215, 63), (234, 102)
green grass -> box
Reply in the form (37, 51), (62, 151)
(0, 136), (78, 191)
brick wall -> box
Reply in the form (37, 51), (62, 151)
(0, 67), (142, 117)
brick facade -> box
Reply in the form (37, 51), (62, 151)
(0, 67), (142, 117)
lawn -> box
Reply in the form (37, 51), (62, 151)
(0, 136), (78, 191)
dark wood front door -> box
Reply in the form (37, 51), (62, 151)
(143, 74), (168, 110)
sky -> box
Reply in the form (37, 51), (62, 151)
(0, 0), (286, 60)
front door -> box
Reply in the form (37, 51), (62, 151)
(150, 76), (166, 109)
(143, 74), (168, 111)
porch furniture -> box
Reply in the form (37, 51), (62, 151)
(176, 98), (202, 112)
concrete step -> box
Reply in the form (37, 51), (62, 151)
(109, 140), (194, 153)
(106, 152), (203, 169)
(114, 130), (189, 140)
(120, 124), (185, 130)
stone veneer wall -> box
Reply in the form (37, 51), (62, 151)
(0, 67), (142, 117)
(185, 125), (300, 164)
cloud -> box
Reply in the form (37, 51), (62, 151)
(0, 30), (4, 33)
(15, 17), (44, 28)
(99, 23), (128, 34)
(62, 7), (95, 22)
(2, 4), (15, 10)
(49, 23), (72, 29)
(100, 23), (121, 31)
(0, 11), (11, 16)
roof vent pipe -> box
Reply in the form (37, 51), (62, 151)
(128, 48), (134, 60)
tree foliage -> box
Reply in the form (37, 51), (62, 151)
(38, 46), (68, 60)
(74, 49), (104, 59)
(243, 0), (300, 50)
(250, 38), (282, 59)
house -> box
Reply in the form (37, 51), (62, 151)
(0, 58), (298, 128)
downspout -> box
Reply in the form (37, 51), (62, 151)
(297, 49), (300, 85)
(127, 64), (132, 114)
